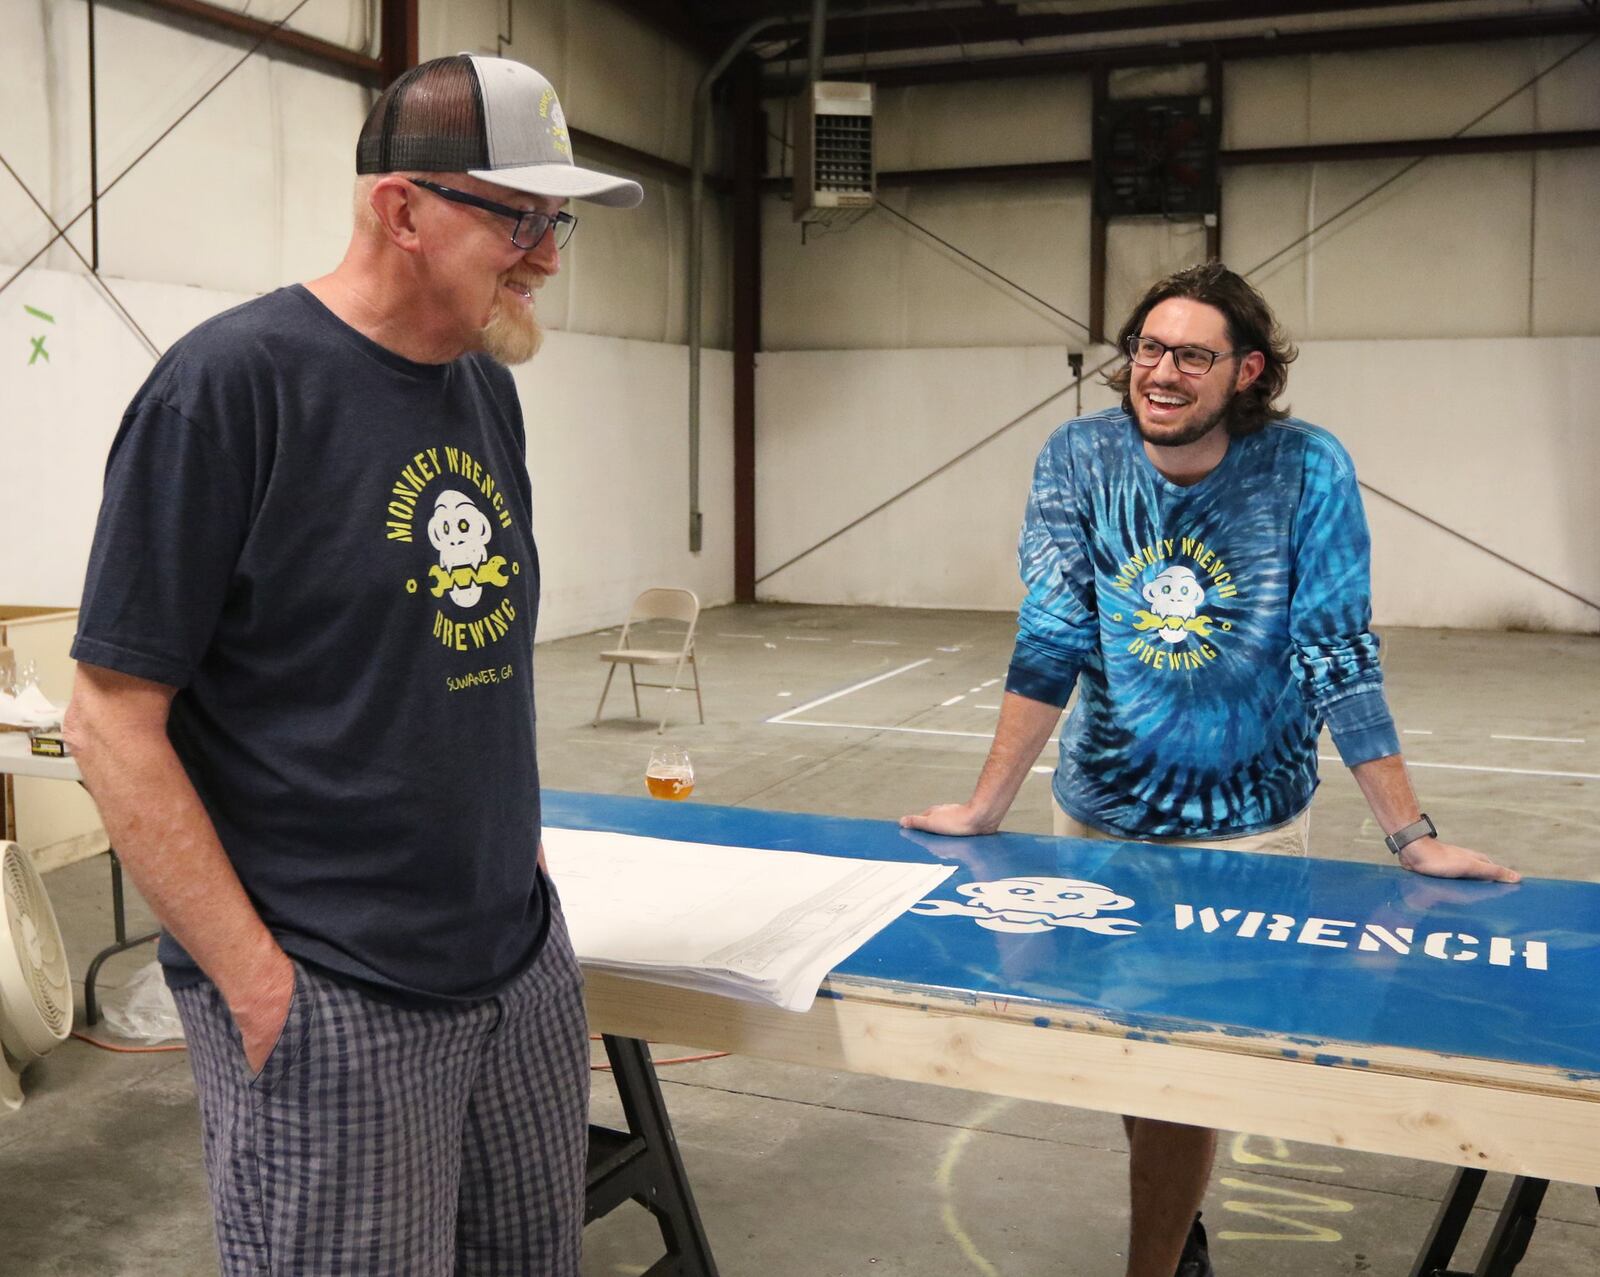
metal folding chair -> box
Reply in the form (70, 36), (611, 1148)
(593, 588), (704, 734)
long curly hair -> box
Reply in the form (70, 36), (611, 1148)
(1105, 262), (1297, 437)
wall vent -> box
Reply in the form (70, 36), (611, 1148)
(793, 81), (875, 227)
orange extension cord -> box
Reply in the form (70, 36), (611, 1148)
(588, 1035), (728, 1070)
(70, 1030), (186, 1053)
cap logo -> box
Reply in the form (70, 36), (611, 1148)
(546, 95), (572, 159)
(538, 88), (555, 118)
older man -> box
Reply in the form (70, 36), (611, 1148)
(65, 55), (640, 1276)
(903, 261), (1518, 1277)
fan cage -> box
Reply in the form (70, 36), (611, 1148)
(2, 845), (72, 1054)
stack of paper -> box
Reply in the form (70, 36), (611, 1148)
(543, 826), (953, 1012)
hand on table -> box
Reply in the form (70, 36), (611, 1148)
(899, 802), (1000, 837)
(1399, 838), (1521, 884)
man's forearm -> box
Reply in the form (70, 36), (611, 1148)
(66, 692), (290, 1018)
(968, 691), (1065, 826)
(1348, 753), (1423, 837)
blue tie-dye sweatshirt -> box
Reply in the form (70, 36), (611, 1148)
(1008, 408), (1400, 839)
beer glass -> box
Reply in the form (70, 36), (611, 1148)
(645, 746), (694, 800)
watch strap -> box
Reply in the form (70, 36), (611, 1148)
(1385, 813), (1436, 856)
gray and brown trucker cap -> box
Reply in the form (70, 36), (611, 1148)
(357, 54), (643, 208)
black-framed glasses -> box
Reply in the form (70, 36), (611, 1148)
(1125, 335), (1249, 376)
(408, 179), (577, 251)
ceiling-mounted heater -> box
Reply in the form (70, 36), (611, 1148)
(793, 81), (875, 229)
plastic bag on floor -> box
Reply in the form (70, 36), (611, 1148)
(101, 960), (185, 1042)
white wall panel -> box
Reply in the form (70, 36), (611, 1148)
(897, 182), (1090, 348)
(419, 0), (503, 64)
(0, 269), (257, 609)
(1307, 44), (1536, 144)
(0, 1), (51, 266)
(0, 266), (733, 641)
(762, 182), (1091, 351)
(1304, 154), (1533, 339)
(2, 0), (729, 345)
(1104, 218), (1210, 339)
(755, 339), (1599, 633)
(1218, 165), (1311, 333)
(756, 345), (1119, 608)
(1530, 36), (1600, 129)
(873, 78), (1091, 171)
(1223, 58), (1312, 151)
(761, 194), (906, 349)
(1532, 150), (1600, 336)
(1292, 338), (1598, 633)
(762, 36), (1599, 352)
(512, 334), (734, 640)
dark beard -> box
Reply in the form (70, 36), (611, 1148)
(1134, 390), (1234, 448)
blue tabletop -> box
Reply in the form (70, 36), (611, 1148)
(544, 791), (1600, 1078)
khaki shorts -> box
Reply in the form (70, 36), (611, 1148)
(1052, 798), (1311, 857)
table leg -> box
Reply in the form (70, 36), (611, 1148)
(1409, 1168), (1551, 1277)
(586, 1034), (719, 1276)
(81, 848), (160, 1026)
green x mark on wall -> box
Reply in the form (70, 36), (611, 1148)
(25, 304), (55, 365)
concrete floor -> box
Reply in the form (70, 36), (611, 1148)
(2, 604), (1595, 1275)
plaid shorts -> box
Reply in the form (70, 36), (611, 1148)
(171, 905), (589, 1277)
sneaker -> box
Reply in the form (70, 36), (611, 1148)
(1175, 1212), (1213, 1277)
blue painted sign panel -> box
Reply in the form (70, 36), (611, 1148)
(544, 791), (1600, 1077)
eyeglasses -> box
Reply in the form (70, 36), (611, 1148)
(1125, 335), (1249, 376)
(407, 179), (577, 251)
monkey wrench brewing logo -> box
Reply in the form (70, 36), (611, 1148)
(1107, 533), (1242, 675)
(912, 877), (1141, 935)
(910, 877), (1552, 974)
(382, 445), (525, 655)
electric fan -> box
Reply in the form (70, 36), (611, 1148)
(0, 840), (73, 1111)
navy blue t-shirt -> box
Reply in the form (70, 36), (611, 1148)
(74, 285), (549, 1001)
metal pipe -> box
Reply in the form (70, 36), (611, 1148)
(688, 14), (786, 552)
(808, 0), (828, 86)
(88, 0), (99, 271)
(690, 2), (922, 551)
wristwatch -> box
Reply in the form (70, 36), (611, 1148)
(1385, 814), (1437, 856)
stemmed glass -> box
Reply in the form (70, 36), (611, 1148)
(645, 746), (695, 801)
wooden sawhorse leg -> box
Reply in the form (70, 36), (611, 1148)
(586, 1034), (719, 1276)
(1410, 1167), (1553, 1277)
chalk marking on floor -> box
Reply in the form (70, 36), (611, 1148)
(766, 660), (933, 724)
(979, 678), (1001, 688)
(851, 639), (901, 646)
(773, 717), (1056, 744)
(935, 1096), (1012, 1277)
(1491, 733), (1585, 744)
(1031, 765), (1053, 774)
(716, 632), (765, 639)
(975, 703), (1000, 710)
(760, 723), (1597, 779)
(941, 695), (967, 707)
(937, 645), (963, 652)
(1402, 729), (1433, 735)
(1317, 754), (1598, 782)
(1216, 1176), (1351, 1243)
(784, 635), (831, 642)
